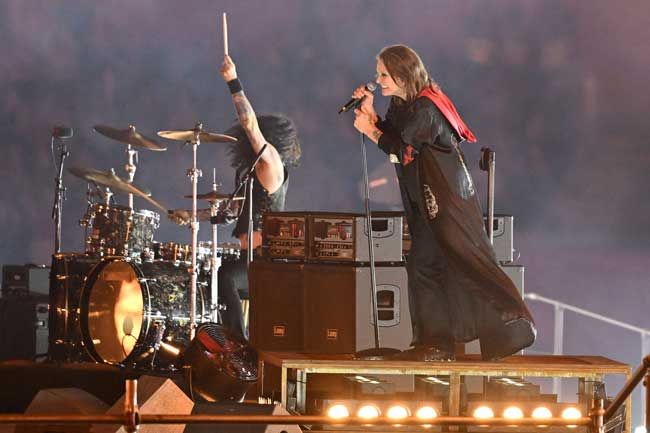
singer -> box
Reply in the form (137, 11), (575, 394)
(351, 44), (535, 361)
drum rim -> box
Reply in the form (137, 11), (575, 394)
(79, 257), (151, 366)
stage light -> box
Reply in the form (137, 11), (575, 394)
(357, 404), (381, 420)
(503, 406), (524, 420)
(327, 404), (350, 419)
(532, 406), (553, 419)
(561, 406), (582, 428)
(386, 404), (410, 420)
(473, 406), (495, 419)
(416, 406), (438, 420)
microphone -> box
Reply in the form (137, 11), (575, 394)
(338, 82), (377, 114)
(52, 126), (74, 139)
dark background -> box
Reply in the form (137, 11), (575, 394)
(1, 0), (648, 424)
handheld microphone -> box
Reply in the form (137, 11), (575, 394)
(338, 82), (377, 114)
(52, 126), (74, 139)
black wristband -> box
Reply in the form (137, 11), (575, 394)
(227, 78), (243, 94)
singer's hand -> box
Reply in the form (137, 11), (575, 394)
(352, 85), (377, 120)
(353, 108), (381, 141)
(220, 54), (237, 82)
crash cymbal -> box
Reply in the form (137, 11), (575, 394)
(158, 123), (237, 144)
(69, 167), (168, 213)
(93, 125), (166, 151)
(68, 167), (150, 196)
(184, 191), (245, 201)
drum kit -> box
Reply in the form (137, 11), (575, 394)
(51, 122), (246, 371)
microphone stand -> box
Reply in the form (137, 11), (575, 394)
(51, 137), (69, 254)
(215, 144), (268, 268)
(355, 132), (400, 360)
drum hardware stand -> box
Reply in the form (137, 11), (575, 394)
(51, 134), (71, 254)
(355, 132), (400, 360)
(479, 147), (496, 243)
(124, 137), (139, 210)
(184, 122), (204, 339)
(209, 168), (225, 323)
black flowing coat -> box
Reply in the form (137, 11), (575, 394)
(377, 96), (536, 360)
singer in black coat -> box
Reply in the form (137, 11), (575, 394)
(352, 44), (535, 361)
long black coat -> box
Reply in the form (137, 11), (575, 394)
(377, 96), (536, 360)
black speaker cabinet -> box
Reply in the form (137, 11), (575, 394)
(249, 262), (411, 354)
(0, 294), (49, 360)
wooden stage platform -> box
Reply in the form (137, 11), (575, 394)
(258, 352), (632, 427)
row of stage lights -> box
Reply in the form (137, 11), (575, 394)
(326, 402), (584, 425)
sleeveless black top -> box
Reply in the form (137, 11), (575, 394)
(232, 166), (289, 238)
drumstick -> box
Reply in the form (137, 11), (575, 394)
(222, 12), (229, 56)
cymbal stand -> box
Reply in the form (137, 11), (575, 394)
(51, 137), (70, 254)
(124, 128), (139, 209)
(209, 168), (223, 322)
(185, 123), (204, 339)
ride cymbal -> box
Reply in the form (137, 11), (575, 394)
(93, 125), (166, 151)
(158, 123), (237, 144)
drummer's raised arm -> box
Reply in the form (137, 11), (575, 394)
(219, 54), (284, 193)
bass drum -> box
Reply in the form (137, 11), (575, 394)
(79, 258), (205, 370)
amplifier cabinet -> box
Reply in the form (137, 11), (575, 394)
(0, 294), (49, 360)
(2, 265), (50, 297)
(262, 212), (309, 260)
(310, 212), (403, 263)
(262, 211), (404, 263)
(249, 262), (412, 354)
(484, 214), (514, 263)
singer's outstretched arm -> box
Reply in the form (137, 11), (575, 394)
(220, 54), (284, 193)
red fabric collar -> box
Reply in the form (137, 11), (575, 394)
(418, 86), (477, 143)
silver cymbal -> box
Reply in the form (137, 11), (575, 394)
(158, 123), (237, 144)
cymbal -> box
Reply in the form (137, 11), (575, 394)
(68, 167), (167, 214)
(184, 191), (245, 201)
(157, 124), (237, 144)
(93, 125), (166, 151)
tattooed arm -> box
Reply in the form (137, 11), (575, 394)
(220, 55), (285, 193)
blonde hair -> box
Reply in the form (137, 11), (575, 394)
(377, 45), (439, 105)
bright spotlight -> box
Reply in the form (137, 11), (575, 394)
(357, 404), (381, 420)
(473, 406), (495, 419)
(634, 427), (647, 433)
(503, 406), (524, 420)
(561, 407), (582, 419)
(386, 404), (410, 420)
(561, 407), (582, 429)
(416, 406), (438, 420)
(532, 406), (553, 419)
(327, 404), (350, 419)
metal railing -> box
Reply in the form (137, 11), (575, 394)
(0, 378), (604, 432)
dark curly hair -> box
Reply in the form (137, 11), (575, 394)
(225, 114), (301, 173)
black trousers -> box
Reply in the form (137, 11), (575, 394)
(406, 214), (455, 352)
(217, 255), (248, 339)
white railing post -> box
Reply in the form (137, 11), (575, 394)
(553, 304), (565, 396)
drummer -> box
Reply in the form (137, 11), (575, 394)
(171, 54), (301, 339)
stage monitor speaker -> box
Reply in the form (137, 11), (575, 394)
(303, 264), (412, 354)
(249, 262), (305, 352)
(95, 376), (194, 433)
(1, 264), (49, 297)
(249, 262), (412, 355)
(13, 388), (109, 433)
(184, 402), (301, 433)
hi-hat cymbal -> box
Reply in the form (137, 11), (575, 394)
(158, 123), (237, 144)
(184, 191), (245, 201)
(94, 125), (166, 151)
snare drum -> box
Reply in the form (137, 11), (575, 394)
(79, 258), (206, 370)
